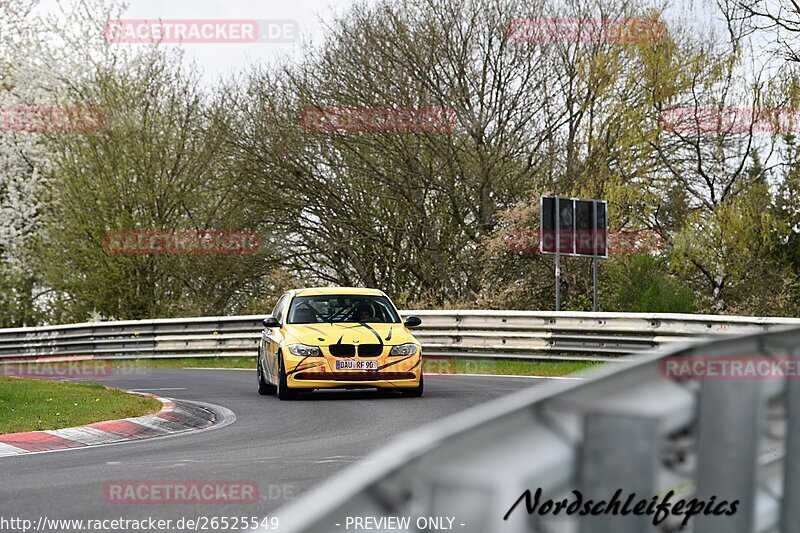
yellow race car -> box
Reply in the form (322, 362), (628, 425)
(257, 287), (424, 400)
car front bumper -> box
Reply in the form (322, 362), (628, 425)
(284, 353), (422, 389)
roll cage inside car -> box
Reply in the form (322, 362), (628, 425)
(286, 294), (401, 324)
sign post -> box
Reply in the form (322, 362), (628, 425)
(592, 201), (598, 312)
(541, 196), (607, 311)
(555, 196), (560, 311)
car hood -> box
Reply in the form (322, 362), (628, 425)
(283, 322), (416, 346)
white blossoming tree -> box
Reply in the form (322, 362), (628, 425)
(0, 0), (127, 326)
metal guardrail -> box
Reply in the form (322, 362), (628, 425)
(0, 312), (798, 363)
(271, 325), (800, 533)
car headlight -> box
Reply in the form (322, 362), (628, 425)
(288, 343), (322, 357)
(390, 343), (418, 356)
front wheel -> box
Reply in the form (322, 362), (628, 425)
(276, 352), (297, 401)
(257, 356), (276, 396)
(401, 374), (424, 398)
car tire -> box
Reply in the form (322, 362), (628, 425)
(257, 356), (276, 396)
(401, 374), (424, 398)
(276, 351), (297, 401)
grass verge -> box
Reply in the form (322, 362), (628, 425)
(110, 357), (257, 369)
(105, 356), (601, 376)
(1, 356), (603, 385)
(449, 358), (602, 376)
(0, 377), (162, 434)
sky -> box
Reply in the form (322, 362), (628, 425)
(35, 0), (368, 80)
(29, 0), (744, 83)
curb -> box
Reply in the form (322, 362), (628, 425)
(0, 395), (216, 457)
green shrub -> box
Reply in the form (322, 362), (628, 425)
(602, 254), (696, 313)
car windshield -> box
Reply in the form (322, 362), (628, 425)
(287, 295), (401, 324)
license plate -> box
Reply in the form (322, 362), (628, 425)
(336, 360), (378, 370)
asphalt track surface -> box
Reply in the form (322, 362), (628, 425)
(0, 369), (545, 529)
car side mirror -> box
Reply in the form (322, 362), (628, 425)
(403, 316), (422, 328)
(263, 315), (280, 328)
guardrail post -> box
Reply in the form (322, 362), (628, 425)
(781, 347), (800, 531)
(90, 324), (97, 358)
(693, 372), (762, 532)
(579, 413), (658, 533)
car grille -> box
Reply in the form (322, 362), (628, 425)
(357, 344), (383, 357)
(328, 344), (356, 357)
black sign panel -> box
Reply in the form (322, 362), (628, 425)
(540, 196), (608, 258)
(557, 199), (575, 255)
(595, 202), (607, 257)
(541, 197), (557, 253)
(575, 200), (594, 255)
